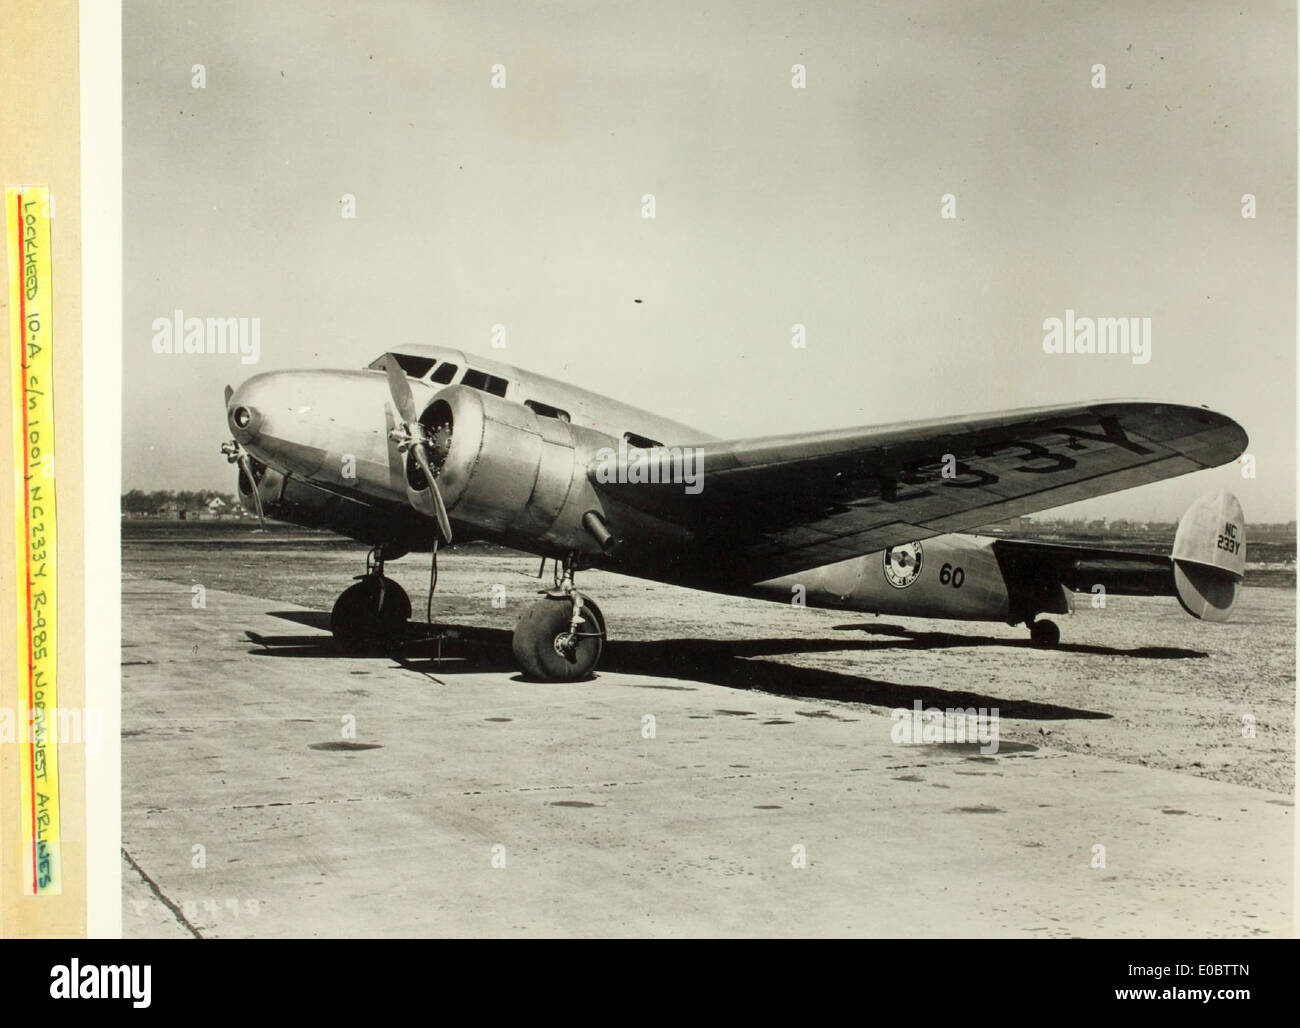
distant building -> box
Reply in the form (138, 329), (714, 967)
(989, 515), (1035, 533)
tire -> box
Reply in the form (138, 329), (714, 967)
(512, 595), (603, 681)
(331, 577), (411, 654)
(1029, 619), (1060, 648)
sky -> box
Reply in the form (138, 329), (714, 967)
(124, 0), (1296, 522)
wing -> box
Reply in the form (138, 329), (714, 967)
(595, 401), (1247, 578)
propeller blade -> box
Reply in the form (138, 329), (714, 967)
(381, 366), (451, 543)
(384, 403), (438, 522)
(411, 443), (452, 544)
(403, 476), (438, 518)
(384, 358), (418, 424)
(224, 383), (234, 407)
(429, 481), (453, 545)
(237, 453), (266, 530)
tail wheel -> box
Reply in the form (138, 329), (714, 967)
(1029, 619), (1060, 647)
(331, 576), (411, 654)
(512, 595), (603, 681)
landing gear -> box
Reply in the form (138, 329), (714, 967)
(511, 558), (605, 681)
(1029, 618), (1060, 648)
(331, 547), (411, 654)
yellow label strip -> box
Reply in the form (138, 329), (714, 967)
(7, 185), (60, 896)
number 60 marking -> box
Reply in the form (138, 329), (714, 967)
(939, 563), (965, 588)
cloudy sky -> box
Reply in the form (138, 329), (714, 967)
(124, 0), (1295, 521)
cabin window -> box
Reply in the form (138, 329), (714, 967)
(623, 431), (663, 449)
(430, 362), (458, 384)
(462, 368), (509, 397)
(525, 399), (571, 423)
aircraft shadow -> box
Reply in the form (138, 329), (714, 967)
(247, 618), (517, 669)
(832, 622), (1208, 660)
(266, 610), (333, 631)
(597, 637), (1109, 720)
(247, 613), (1113, 721)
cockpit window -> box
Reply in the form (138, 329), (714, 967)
(462, 368), (509, 397)
(367, 353), (435, 379)
(394, 354), (435, 378)
(430, 362), (458, 384)
(624, 431), (663, 449)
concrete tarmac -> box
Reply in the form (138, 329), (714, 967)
(122, 577), (1293, 938)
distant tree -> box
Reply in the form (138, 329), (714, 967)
(121, 489), (151, 514)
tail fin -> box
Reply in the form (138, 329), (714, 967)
(1170, 489), (1245, 621)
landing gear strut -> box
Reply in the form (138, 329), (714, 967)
(330, 546), (411, 654)
(511, 557), (605, 681)
(1029, 618), (1060, 648)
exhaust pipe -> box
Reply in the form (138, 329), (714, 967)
(582, 510), (617, 551)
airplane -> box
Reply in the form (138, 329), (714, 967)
(221, 346), (1248, 681)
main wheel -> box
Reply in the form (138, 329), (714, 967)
(579, 597), (605, 638)
(512, 595), (603, 681)
(331, 576), (411, 654)
(1029, 619), (1060, 647)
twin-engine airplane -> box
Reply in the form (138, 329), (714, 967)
(222, 347), (1248, 681)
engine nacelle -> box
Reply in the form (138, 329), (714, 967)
(420, 385), (613, 555)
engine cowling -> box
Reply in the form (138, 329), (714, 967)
(418, 384), (614, 555)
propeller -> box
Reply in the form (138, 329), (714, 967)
(384, 358), (453, 545)
(221, 438), (266, 530)
(223, 384), (266, 530)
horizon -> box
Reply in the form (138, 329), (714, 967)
(120, 485), (1300, 531)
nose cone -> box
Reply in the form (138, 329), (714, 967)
(227, 372), (304, 444)
(225, 368), (394, 482)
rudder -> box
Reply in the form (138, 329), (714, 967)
(1170, 489), (1245, 621)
